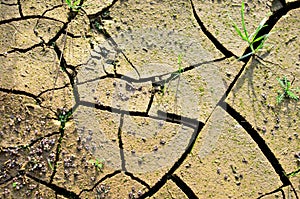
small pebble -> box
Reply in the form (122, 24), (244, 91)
(160, 139), (166, 145)
(185, 163), (191, 168)
(242, 158), (248, 164)
(224, 175), (229, 181)
(137, 190), (142, 196)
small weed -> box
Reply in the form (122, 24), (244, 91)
(231, 0), (270, 60)
(286, 167), (300, 178)
(12, 182), (17, 188)
(276, 76), (299, 104)
(57, 108), (72, 130)
(47, 159), (54, 171)
(89, 159), (104, 172)
(161, 54), (184, 96)
(65, 0), (81, 12)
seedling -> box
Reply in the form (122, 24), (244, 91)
(12, 182), (17, 188)
(231, 0), (270, 60)
(161, 54), (184, 95)
(89, 159), (104, 172)
(47, 159), (54, 171)
(276, 76), (299, 104)
(65, 0), (81, 12)
(57, 108), (72, 130)
(286, 167), (300, 178)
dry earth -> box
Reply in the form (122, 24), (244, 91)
(0, 0), (299, 198)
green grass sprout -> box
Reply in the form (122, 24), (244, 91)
(286, 167), (300, 178)
(161, 54), (184, 96)
(89, 159), (104, 172)
(231, 0), (270, 60)
(65, 0), (81, 12)
(276, 76), (299, 104)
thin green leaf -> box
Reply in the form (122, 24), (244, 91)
(238, 51), (253, 60)
(233, 22), (247, 41)
(241, 0), (249, 39)
(286, 80), (291, 89)
(252, 34), (268, 44)
(276, 93), (284, 104)
(250, 20), (268, 42)
(254, 36), (268, 52)
(286, 90), (299, 100)
(74, 0), (80, 6)
(277, 78), (286, 88)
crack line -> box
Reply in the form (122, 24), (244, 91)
(26, 173), (79, 199)
(189, 0), (237, 59)
(170, 174), (198, 199)
(0, 87), (42, 104)
(219, 101), (291, 186)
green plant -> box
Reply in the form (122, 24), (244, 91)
(12, 182), (17, 188)
(286, 167), (300, 177)
(89, 159), (104, 171)
(276, 76), (299, 104)
(65, 0), (81, 11)
(58, 108), (72, 130)
(161, 54), (184, 95)
(231, 0), (270, 60)
(47, 159), (54, 171)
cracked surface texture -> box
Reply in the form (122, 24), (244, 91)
(0, 0), (300, 198)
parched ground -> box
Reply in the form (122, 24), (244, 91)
(0, 0), (299, 198)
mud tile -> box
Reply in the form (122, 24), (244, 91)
(122, 115), (194, 175)
(226, 9), (300, 174)
(102, 0), (225, 75)
(263, 9), (300, 76)
(1, 47), (70, 97)
(80, 172), (148, 199)
(149, 180), (188, 199)
(0, 93), (58, 147)
(175, 107), (282, 198)
(0, 3), (20, 20)
(51, 125), (116, 194)
(0, 20), (40, 53)
(0, 176), (56, 199)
